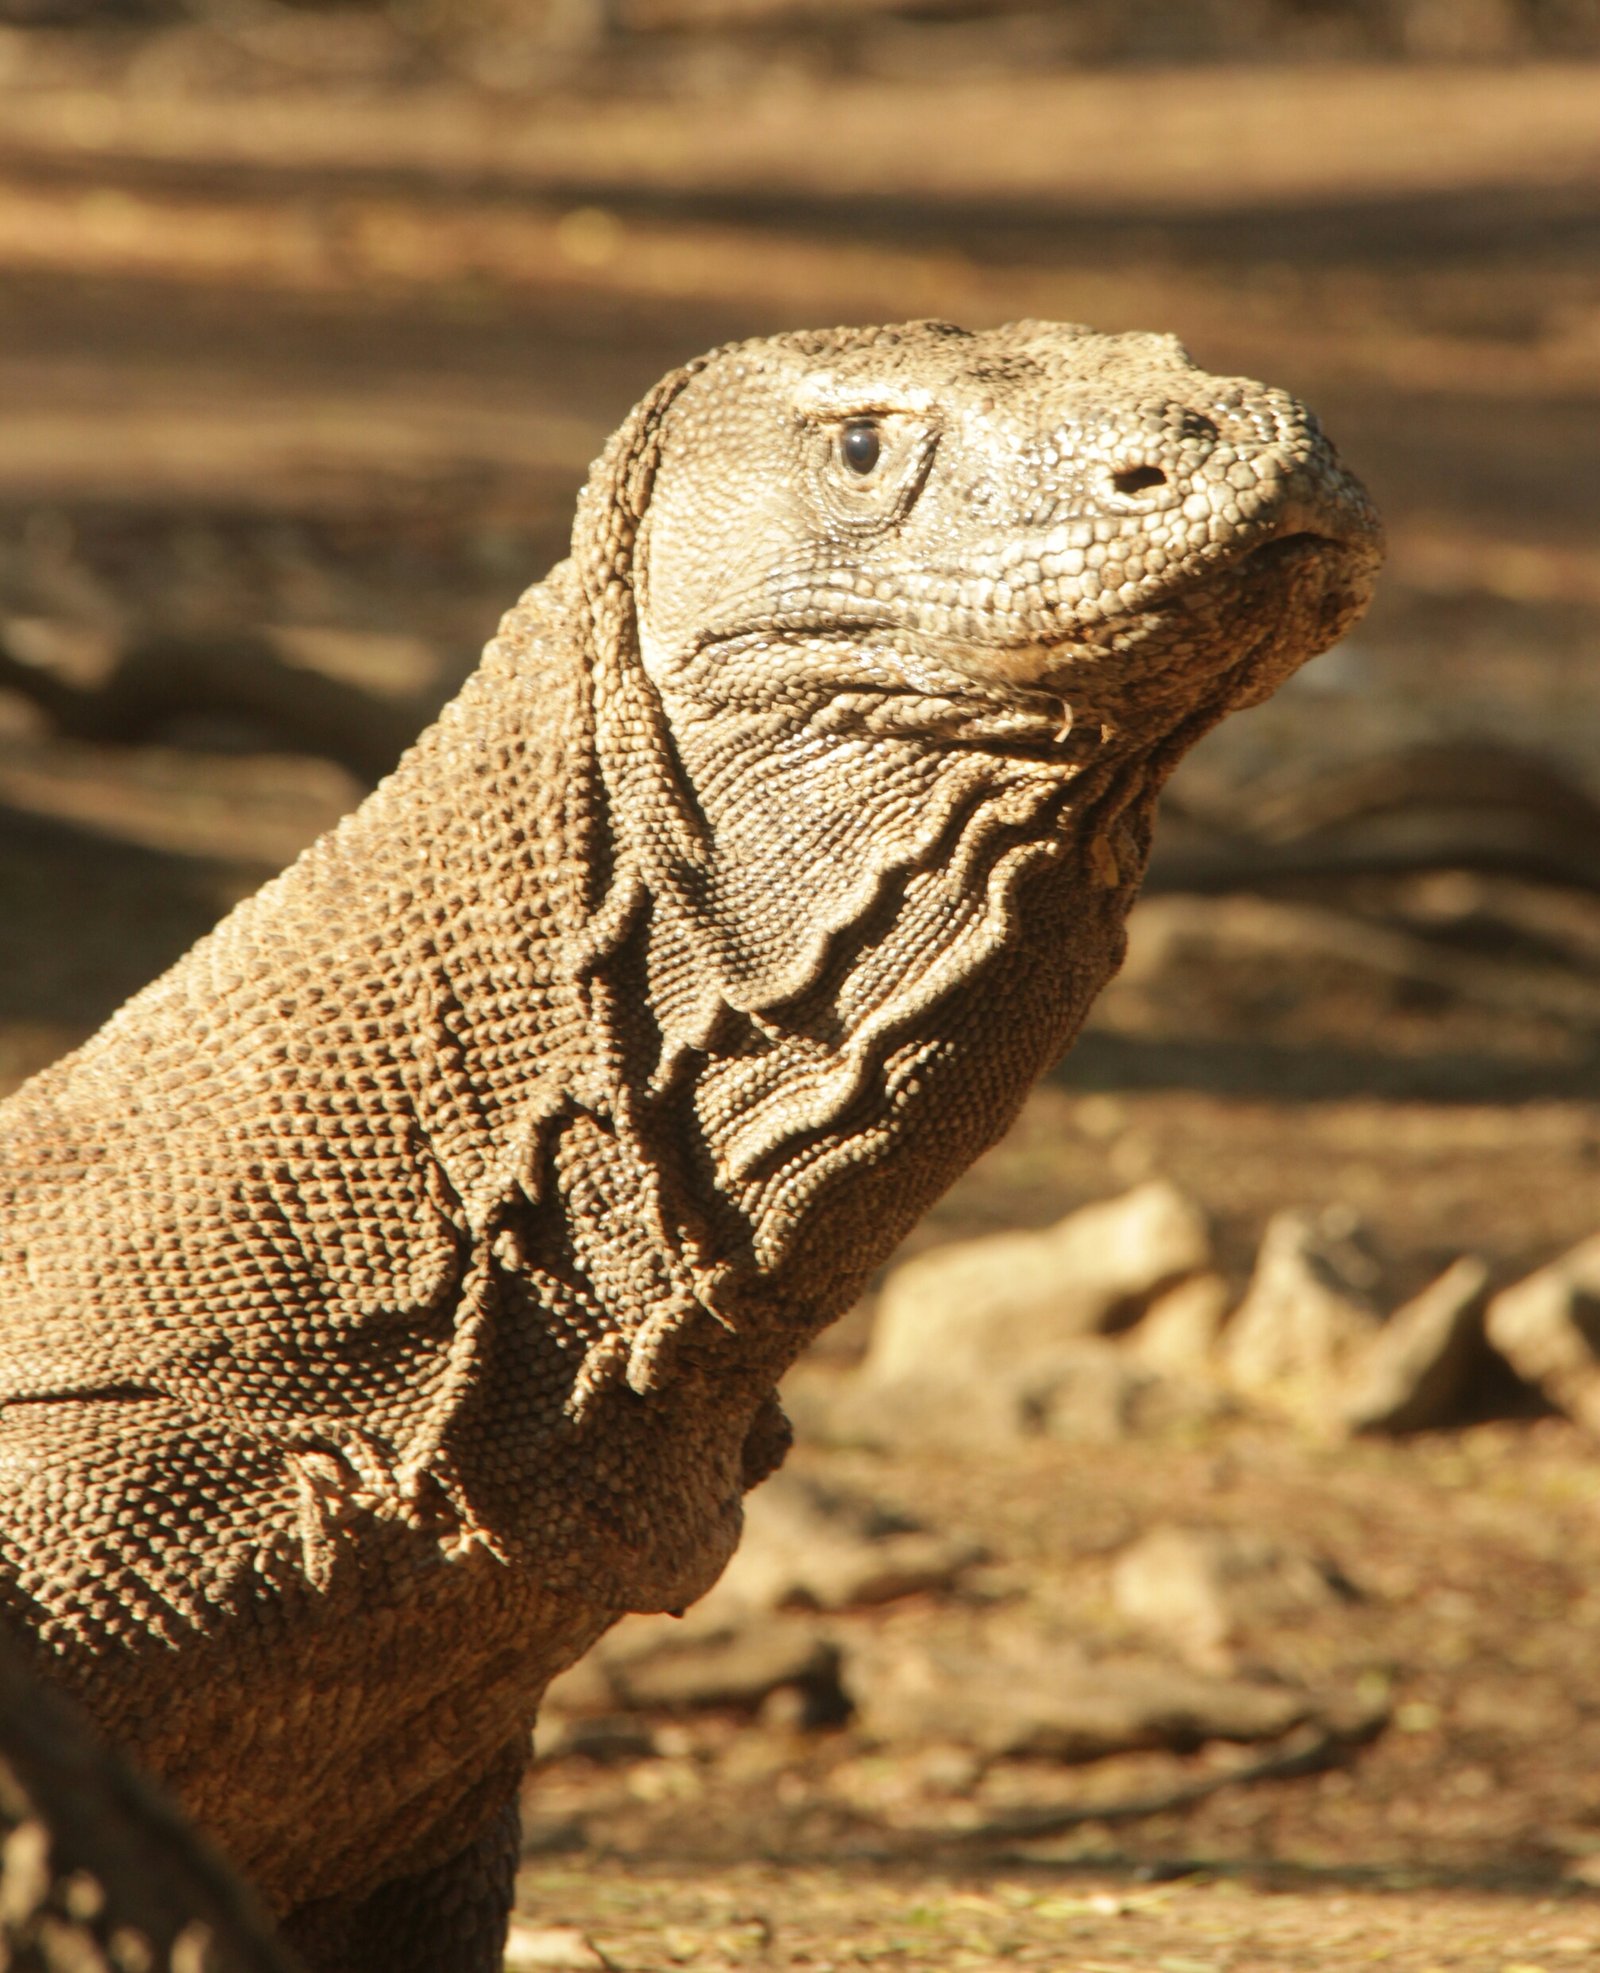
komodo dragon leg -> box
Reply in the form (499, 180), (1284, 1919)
(0, 1628), (296, 1972)
(280, 1779), (522, 1973)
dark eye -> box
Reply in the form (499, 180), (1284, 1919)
(841, 420), (882, 475)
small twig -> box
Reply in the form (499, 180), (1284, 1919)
(882, 1710), (1388, 1852)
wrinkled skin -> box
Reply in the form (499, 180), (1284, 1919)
(0, 322), (1381, 1972)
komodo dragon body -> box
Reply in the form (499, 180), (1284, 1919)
(0, 321), (1381, 1969)
(0, 1627), (296, 1973)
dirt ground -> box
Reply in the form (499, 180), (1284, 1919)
(2, 24), (1599, 1967)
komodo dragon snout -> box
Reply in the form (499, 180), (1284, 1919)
(0, 319), (1381, 1973)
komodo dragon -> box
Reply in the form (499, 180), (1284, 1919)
(0, 1626), (297, 1972)
(0, 320), (1381, 1970)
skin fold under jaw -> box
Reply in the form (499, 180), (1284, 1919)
(0, 320), (1382, 1973)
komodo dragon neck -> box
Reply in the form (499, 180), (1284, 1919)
(0, 553), (1121, 1556)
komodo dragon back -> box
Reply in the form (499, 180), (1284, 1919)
(0, 321), (1382, 1971)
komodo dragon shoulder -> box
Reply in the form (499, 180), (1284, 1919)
(0, 320), (1382, 1972)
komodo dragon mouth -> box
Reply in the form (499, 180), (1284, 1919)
(708, 515), (1380, 747)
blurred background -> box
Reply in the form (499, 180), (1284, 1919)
(2, 5), (1600, 1964)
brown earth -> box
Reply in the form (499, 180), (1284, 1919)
(1, 31), (1599, 1967)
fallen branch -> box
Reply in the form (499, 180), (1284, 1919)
(886, 1705), (1388, 1852)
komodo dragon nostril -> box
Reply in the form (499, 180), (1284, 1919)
(1111, 463), (1168, 497)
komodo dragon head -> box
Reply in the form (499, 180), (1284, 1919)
(617, 319), (1379, 730)
(558, 321), (1381, 1355)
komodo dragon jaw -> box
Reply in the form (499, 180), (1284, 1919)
(0, 321), (1380, 1968)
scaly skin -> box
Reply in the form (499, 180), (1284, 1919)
(0, 322), (1381, 1970)
(0, 1626), (297, 1972)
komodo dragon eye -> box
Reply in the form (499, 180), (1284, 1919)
(840, 420), (882, 475)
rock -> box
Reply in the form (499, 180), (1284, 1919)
(0, 613), (121, 695)
(759, 1684), (820, 1733)
(1220, 1207), (1383, 1409)
(705, 1471), (978, 1614)
(1029, 1339), (1234, 1443)
(865, 1180), (1211, 1389)
(534, 1715), (658, 1763)
(844, 1181), (1215, 1447)
(548, 1476), (975, 1721)
(826, 1359), (1029, 1448)
(1486, 1234), (1600, 1431)
(0, 735), (361, 871)
(544, 1612), (840, 1717)
(607, 1621), (840, 1713)
(1110, 1523), (1350, 1667)
(1128, 1271), (1235, 1377)
(115, 628), (435, 779)
(830, 1337), (1229, 1450)
(842, 1630), (1309, 1760)
(264, 623), (442, 700)
(1029, 1339), (1164, 1443)
(504, 1924), (609, 1970)
(1339, 1255), (1490, 1434)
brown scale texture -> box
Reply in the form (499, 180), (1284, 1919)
(0, 321), (1381, 1969)
(0, 1626), (298, 1971)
